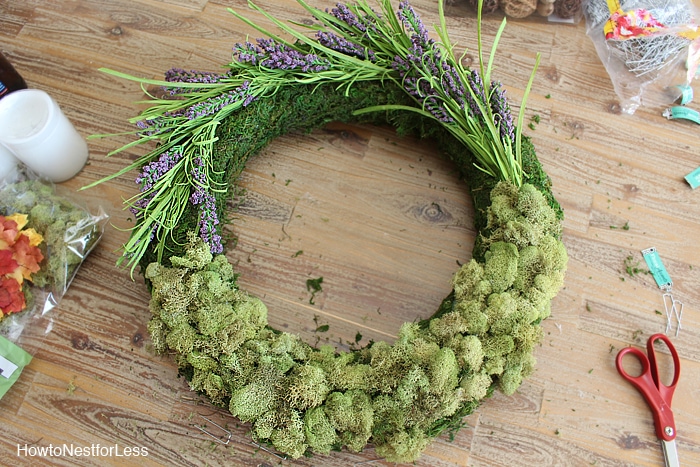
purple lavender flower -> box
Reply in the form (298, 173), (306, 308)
(136, 110), (184, 137)
(135, 150), (182, 195)
(490, 82), (515, 144)
(398, 2), (431, 47)
(136, 118), (165, 137)
(315, 3), (380, 61)
(391, 3), (456, 122)
(189, 157), (223, 254)
(164, 68), (228, 84)
(234, 38), (331, 72)
(440, 62), (466, 108)
(163, 68), (231, 96)
(330, 3), (368, 32)
(331, 3), (380, 31)
(185, 81), (255, 120)
(233, 41), (264, 65)
(465, 70), (487, 118)
(316, 31), (376, 61)
(131, 150), (183, 217)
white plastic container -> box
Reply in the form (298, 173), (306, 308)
(0, 144), (19, 181)
(0, 89), (88, 182)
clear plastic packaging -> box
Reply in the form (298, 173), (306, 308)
(583, 0), (700, 113)
(0, 169), (108, 398)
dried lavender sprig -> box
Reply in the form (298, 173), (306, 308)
(490, 82), (515, 144)
(164, 68), (232, 96)
(316, 31), (376, 61)
(190, 157), (223, 254)
(165, 68), (228, 84)
(234, 38), (331, 72)
(185, 81), (256, 120)
(129, 150), (183, 225)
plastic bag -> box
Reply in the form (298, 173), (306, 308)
(583, 0), (700, 114)
(0, 170), (108, 398)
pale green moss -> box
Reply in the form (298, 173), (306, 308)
(304, 406), (340, 453)
(325, 390), (374, 452)
(375, 427), (431, 463)
(483, 242), (519, 293)
(270, 409), (308, 459)
(286, 364), (330, 410)
(229, 370), (280, 421)
(142, 179), (567, 463)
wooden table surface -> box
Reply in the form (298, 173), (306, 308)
(1, 0), (698, 465)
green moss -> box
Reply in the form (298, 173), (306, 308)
(460, 371), (492, 401)
(228, 368), (280, 421)
(304, 406), (340, 454)
(483, 242), (519, 293)
(325, 390), (374, 453)
(270, 409), (308, 459)
(375, 427), (432, 463)
(286, 364), (330, 410)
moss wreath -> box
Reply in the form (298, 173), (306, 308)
(93, 0), (567, 463)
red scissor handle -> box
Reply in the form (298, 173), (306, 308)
(616, 333), (680, 442)
(646, 333), (680, 405)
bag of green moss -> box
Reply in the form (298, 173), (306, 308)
(0, 171), (108, 399)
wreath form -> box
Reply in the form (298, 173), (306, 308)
(103, 1), (568, 463)
(144, 87), (567, 463)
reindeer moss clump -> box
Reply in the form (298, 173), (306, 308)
(145, 182), (567, 463)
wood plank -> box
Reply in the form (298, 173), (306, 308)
(1, 0), (699, 466)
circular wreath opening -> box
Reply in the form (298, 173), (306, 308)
(94, 1), (569, 463)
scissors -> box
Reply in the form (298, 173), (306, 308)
(616, 333), (681, 467)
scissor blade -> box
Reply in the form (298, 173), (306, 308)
(661, 440), (680, 467)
